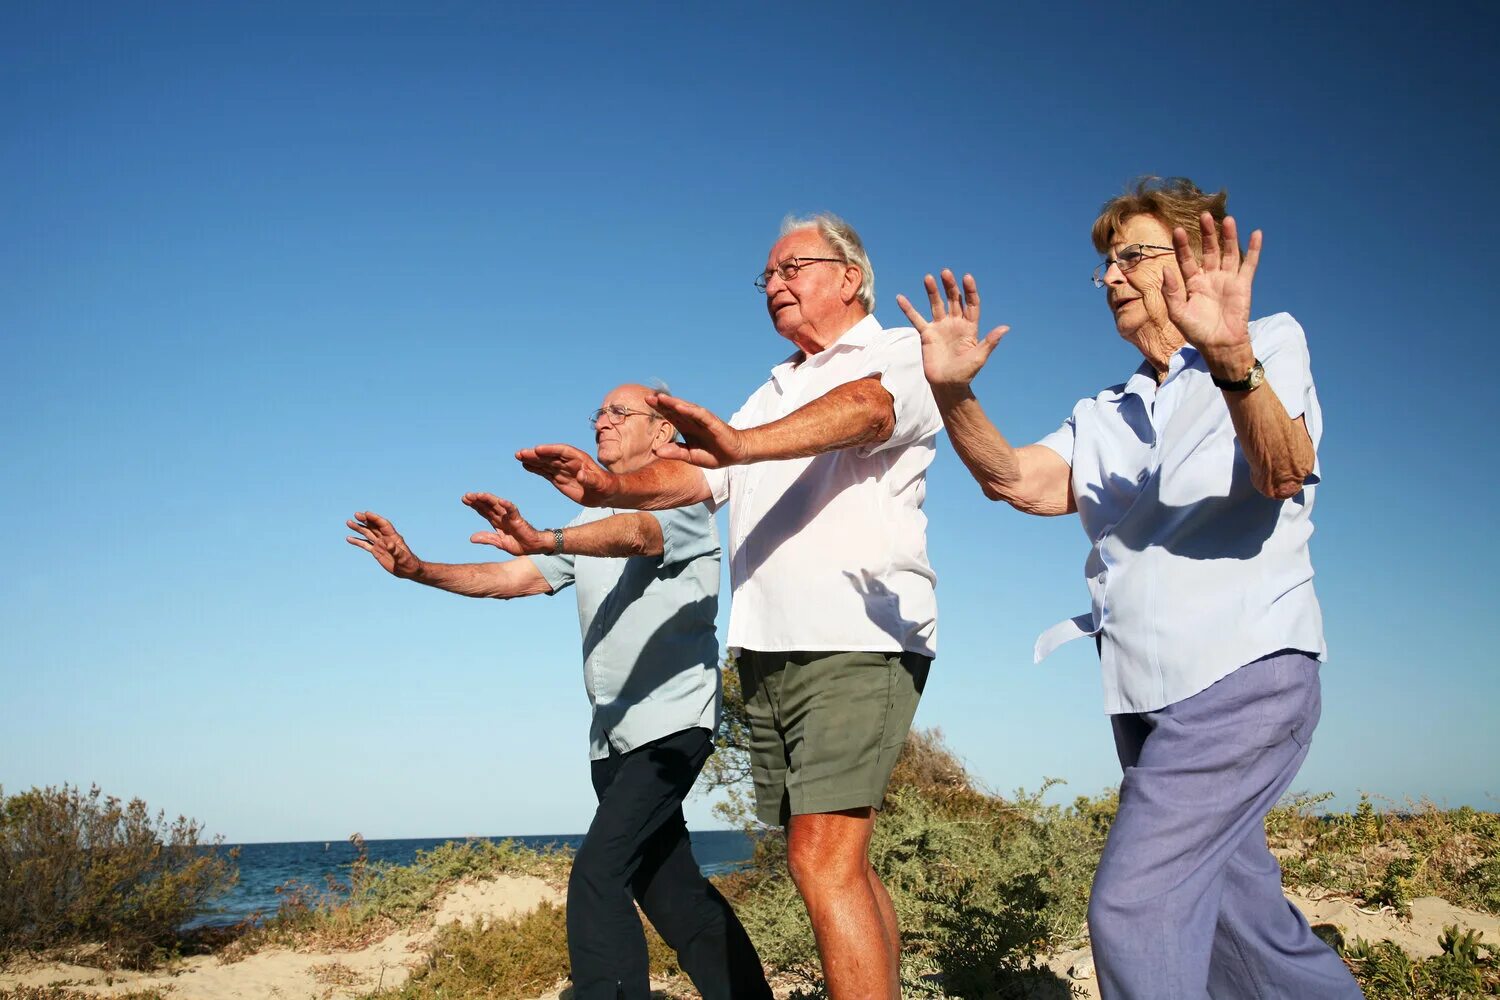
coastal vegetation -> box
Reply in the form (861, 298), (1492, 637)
(0, 784), (236, 970)
(2, 685), (1497, 997)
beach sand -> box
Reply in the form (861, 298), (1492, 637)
(3, 882), (1496, 999)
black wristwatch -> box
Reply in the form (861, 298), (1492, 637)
(1212, 359), (1265, 393)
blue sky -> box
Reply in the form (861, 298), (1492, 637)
(3, 3), (1495, 842)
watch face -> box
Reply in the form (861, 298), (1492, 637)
(1248, 362), (1266, 389)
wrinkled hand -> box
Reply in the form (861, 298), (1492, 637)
(647, 392), (750, 469)
(346, 511), (422, 578)
(516, 444), (619, 507)
(1148, 213), (1261, 373)
(462, 493), (551, 556)
(896, 270), (1009, 390)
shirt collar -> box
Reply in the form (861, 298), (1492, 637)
(1122, 343), (1208, 400)
(770, 314), (882, 384)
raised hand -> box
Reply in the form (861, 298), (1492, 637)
(516, 444), (619, 507)
(647, 392), (750, 469)
(1151, 213), (1261, 369)
(462, 493), (551, 556)
(896, 270), (1010, 390)
(346, 511), (422, 578)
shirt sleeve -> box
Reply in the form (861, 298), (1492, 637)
(1251, 312), (1322, 480)
(645, 502), (721, 569)
(525, 510), (587, 593)
(1034, 407), (1081, 464)
(856, 327), (944, 457)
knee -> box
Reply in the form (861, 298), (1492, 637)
(569, 838), (625, 898)
(786, 835), (867, 901)
(1086, 867), (1138, 948)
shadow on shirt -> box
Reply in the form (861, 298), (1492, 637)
(1076, 457), (1302, 561)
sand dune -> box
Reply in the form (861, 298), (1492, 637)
(3, 882), (1495, 999)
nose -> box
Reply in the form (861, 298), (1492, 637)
(1104, 260), (1129, 287)
(594, 411), (612, 430)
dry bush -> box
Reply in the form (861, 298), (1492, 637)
(0, 784), (236, 969)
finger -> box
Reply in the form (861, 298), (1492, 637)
(469, 531), (517, 554)
(1242, 229), (1263, 281)
(941, 269), (962, 318)
(1172, 227), (1201, 281)
(894, 293), (927, 332)
(346, 521), (378, 543)
(1198, 213), (1220, 271)
(654, 441), (689, 462)
(1160, 264), (1187, 314)
(1220, 215), (1241, 271)
(924, 274), (946, 319)
(962, 274), (981, 323)
(359, 511), (393, 531)
(346, 537), (374, 551)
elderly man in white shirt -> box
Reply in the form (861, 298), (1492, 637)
(898, 177), (1362, 999)
(519, 213), (942, 1000)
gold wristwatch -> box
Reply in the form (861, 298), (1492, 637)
(1212, 359), (1265, 392)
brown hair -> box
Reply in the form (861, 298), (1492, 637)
(1091, 176), (1229, 258)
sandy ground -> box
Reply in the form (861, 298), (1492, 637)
(3, 883), (1496, 999)
(0, 874), (560, 1000)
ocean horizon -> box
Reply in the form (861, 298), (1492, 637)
(192, 830), (754, 928)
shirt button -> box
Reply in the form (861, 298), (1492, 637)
(1136, 472), (1147, 484)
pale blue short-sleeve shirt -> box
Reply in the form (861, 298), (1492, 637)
(1034, 313), (1326, 714)
(529, 503), (722, 759)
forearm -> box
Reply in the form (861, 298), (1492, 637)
(557, 513), (664, 557)
(933, 386), (1074, 516)
(1223, 386), (1316, 499)
(408, 559), (550, 599)
(605, 460), (712, 510)
(737, 376), (895, 462)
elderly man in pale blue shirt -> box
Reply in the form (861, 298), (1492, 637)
(346, 382), (771, 1000)
(899, 178), (1362, 999)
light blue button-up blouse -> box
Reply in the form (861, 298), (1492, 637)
(1034, 313), (1326, 715)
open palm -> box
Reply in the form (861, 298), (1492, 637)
(1148, 213), (1262, 355)
(896, 270), (1009, 389)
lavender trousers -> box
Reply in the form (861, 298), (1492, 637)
(1087, 650), (1364, 999)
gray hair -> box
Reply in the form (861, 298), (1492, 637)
(779, 212), (875, 313)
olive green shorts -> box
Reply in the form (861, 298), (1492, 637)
(736, 649), (930, 827)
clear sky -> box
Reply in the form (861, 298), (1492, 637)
(3, 2), (1496, 843)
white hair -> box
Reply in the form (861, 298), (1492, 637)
(779, 212), (875, 313)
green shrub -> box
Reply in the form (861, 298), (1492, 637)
(0, 784), (236, 968)
(1268, 794), (1500, 916)
(1345, 925), (1499, 999)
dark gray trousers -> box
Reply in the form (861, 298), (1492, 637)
(1088, 651), (1364, 999)
(567, 726), (771, 1000)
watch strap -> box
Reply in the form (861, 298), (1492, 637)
(1212, 358), (1264, 392)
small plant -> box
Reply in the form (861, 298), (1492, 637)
(1344, 924), (1498, 998)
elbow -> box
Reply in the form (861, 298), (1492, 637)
(1257, 464), (1313, 501)
(855, 378), (896, 444)
(979, 480), (1007, 502)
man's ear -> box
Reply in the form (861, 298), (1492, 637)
(653, 418), (677, 449)
(841, 264), (863, 306)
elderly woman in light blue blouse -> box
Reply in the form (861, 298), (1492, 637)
(897, 177), (1363, 999)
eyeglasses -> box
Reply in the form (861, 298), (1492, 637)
(589, 405), (661, 427)
(754, 257), (844, 292)
(1091, 244), (1175, 287)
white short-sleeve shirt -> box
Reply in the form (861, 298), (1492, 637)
(701, 315), (943, 657)
(1033, 313), (1325, 714)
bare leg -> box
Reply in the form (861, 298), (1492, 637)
(787, 808), (898, 1000)
(868, 862), (901, 985)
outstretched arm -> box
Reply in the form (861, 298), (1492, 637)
(647, 379), (894, 468)
(463, 493), (664, 557)
(345, 510), (552, 599)
(1152, 213), (1315, 500)
(897, 270), (1074, 516)
(515, 446), (711, 510)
